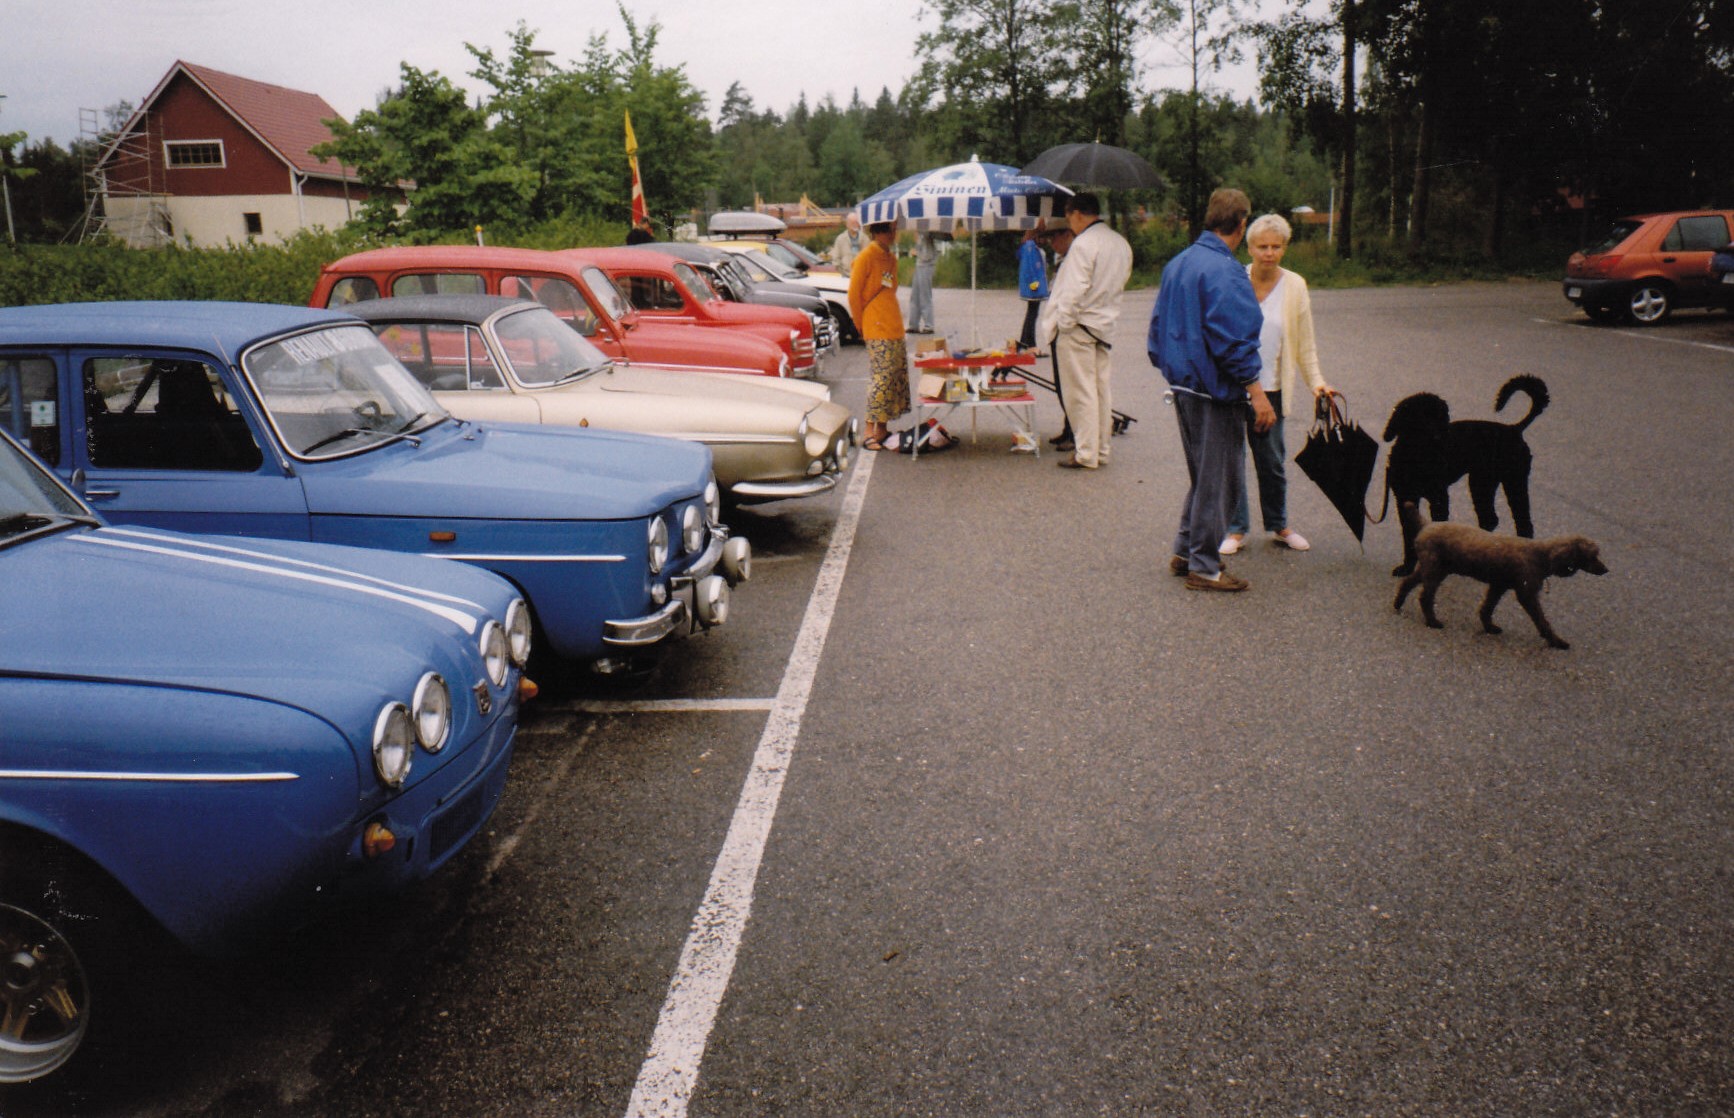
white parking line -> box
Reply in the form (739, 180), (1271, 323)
(1541, 318), (1734, 354)
(624, 454), (876, 1118)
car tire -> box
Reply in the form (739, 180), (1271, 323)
(1626, 282), (1672, 324)
(0, 836), (162, 1086)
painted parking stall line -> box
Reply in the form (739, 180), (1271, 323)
(624, 453), (876, 1118)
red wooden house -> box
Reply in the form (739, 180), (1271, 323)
(95, 61), (391, 247)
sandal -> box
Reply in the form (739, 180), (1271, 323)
(862, 436), (887, 452)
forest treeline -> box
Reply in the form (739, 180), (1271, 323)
(4, 0), (1731, 266)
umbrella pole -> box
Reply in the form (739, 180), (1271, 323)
(970, 230), (979, 349)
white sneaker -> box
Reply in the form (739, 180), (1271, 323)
(1219, 534), (1244, 555)
(1274, 530), (1311, 551)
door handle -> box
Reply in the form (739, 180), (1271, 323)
(83, 488), (119, 499)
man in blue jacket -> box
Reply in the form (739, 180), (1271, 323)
(1148, 187), (1277, 592)
(1016, 227), (1049, 351)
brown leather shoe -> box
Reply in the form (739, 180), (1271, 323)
(1185, 570), (1250, 592)
(1170, 555), (1189, 576)
(1056, 456), (1095, 469)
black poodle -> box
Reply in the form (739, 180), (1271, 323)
(1382, 375), (1550, 576)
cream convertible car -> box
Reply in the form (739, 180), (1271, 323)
(350, 296), (856, 504)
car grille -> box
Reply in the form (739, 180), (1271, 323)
(430, 784), (486, 863)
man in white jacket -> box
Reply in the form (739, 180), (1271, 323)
(1038, 193), (1133, 470)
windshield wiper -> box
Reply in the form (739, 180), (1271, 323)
(556, 362), (610, 385)
(300, 427), (376, 455)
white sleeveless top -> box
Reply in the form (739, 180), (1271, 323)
(1252, 269), (1285, 392)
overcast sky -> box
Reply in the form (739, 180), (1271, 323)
(2, 0), (1258, 150)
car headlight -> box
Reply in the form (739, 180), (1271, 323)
(411, 672), (451, 753)
(704, 477), (721, 525)
(479, 620), (508, 687)
(504, 598), (532, 667)
(681, 504), (705, 554)
(647, 516), (670, 575)
(372, 702), (414, 788)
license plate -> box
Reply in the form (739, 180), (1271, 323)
(1566, 286), (1582, 298)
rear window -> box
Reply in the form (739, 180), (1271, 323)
(1588, 220), (1644, 255)
(326, 276), (379, 306)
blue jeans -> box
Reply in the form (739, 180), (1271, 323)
(1229, 390), (1286, 535)
(907, 263), (935, 331)
(1171, 392), (1248, 576)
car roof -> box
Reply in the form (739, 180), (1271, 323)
(0, 301), (356, 350)
(637, 242), (733, 264)
(561, 247), (688, 273)
(324, 244), (569, 271)
(344, 294), (540, 325)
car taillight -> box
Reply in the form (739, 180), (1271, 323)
(1583, 254), (1620, 278)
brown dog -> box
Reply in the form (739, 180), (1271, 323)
(1393, 504), (1607, 649)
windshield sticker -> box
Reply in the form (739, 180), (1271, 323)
(274, 328), (373, 366)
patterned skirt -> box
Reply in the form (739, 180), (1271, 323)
(866, 337), (912, 424)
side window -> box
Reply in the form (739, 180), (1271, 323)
(0, 356), (61, 466)
(390, 273), (485, 297)
(83, 357), (263, 471)
(327, 277), (380, 306)
(372, 324), (500, 390)
(1675, 215), (1730, 253)
(513, 275), (601, 337)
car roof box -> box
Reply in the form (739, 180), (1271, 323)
(708, 212), (786, 237)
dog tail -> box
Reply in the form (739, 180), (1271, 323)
(1495, 375), (1550, 430)
(1398, 500), (1425, 539)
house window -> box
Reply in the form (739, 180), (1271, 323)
(243, 212), (263, 237)
(165, 140), (225, 168)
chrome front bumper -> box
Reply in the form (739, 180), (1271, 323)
(729, 474), (840, 502)
(601, 528), (750, 647)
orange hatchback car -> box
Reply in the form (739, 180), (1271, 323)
(1564, 209), (1734, 324)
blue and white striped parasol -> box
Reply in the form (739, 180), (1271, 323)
(856, 157), (1071, 232)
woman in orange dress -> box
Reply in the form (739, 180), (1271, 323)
(848, 221), (912, 450)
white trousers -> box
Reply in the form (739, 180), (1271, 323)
(1054, 328), (1114, 467)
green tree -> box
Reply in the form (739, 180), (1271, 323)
(1057, 0), (1179, 148)
(314, 64), (535, 237)
(915, 0), (1069, 162)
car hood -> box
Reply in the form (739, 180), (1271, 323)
(624, 318), (782, 362)
(529, 366), (831, 440)
(300, 420), (710, 520)
(706, 302), (806, 331)
(1, 524), (508, 713)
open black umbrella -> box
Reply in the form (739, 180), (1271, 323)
(1020, 142), (1164, 191)
(1293, 393), (1380, 543)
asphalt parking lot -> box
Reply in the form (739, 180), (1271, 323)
(14, 281), (1733, 1117)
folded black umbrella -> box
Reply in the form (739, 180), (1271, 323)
(1020, 143), (1164, 191)
(1293, 392), (1380, 542)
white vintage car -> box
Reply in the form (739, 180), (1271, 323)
(350, 296), (856, 504)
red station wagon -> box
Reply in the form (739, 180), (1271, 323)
(313, 246), (793, 378)
(569, 247), (821, 376)
(1563, 209), (1734, 324)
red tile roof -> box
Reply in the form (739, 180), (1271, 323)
(166, 61), (357, 181)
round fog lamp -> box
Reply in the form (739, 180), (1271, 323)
(479, 620), (508, 687)
(372, 703), (414, 787)
(411, 672), (451, 753)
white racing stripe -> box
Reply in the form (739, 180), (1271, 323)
(77, 533), (481, 633)
(104, 527), (491, 612)
(624, 453), (875, 1118)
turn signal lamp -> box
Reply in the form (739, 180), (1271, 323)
(363, 821), (397, 859)
(429, 531), (457, 543)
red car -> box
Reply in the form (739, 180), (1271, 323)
(569, 247), (820, 376)
(1563, 209), (1734, 324)
(312, 245), (792, 378)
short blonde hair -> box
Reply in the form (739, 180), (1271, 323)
(1247, 213), (1293, 244)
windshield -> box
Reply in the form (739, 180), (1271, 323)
(739, 251), (798, 282)
(673, 262), (716, 305)
(243, 324), (447, 459)
(0, 429), (90, 545)
(781, 240), (824, 268)
(580, 266), (633, 321)
(495, 306), (612, 386)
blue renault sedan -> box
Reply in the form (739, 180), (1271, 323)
(0, 302), (750, 676)
(0, 425), (531, 1082)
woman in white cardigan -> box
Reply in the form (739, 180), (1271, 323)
(1220, 213), (1336, 555)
